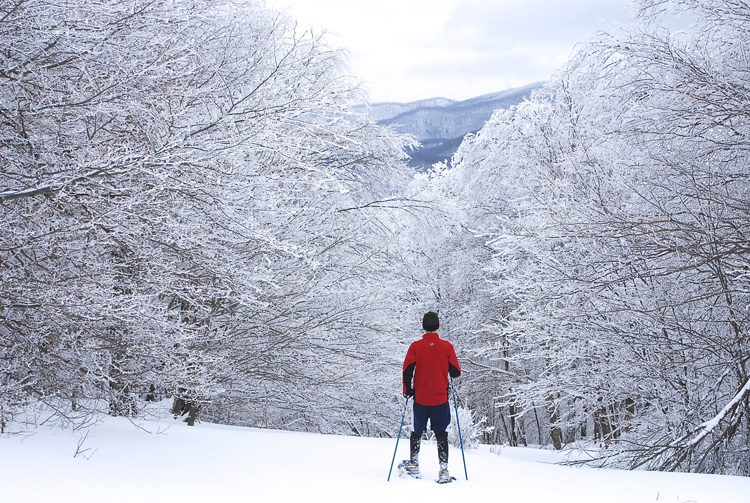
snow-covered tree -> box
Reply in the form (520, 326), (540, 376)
(0, 0), (412, 432)
(448, 0), (750, 474)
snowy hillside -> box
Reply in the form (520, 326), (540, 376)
(359, 82), (543, 170)
(376, 84), (543, 141)
(2, 410), (748, 502)
(363, 97), (458, 122)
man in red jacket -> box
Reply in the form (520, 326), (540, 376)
(401, 311), (461, 483)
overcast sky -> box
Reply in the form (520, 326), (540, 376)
(267, 0), (634, 103)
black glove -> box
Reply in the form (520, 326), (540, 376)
(404, 386), (414, 398)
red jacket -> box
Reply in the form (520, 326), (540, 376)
(402, 332), (461, 406)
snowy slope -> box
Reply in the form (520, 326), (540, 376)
(2, 411), (748, 503)
(371, 83), (543, 141)
(354, 83), (543, 170)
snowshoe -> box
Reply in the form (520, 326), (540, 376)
(397, 460), (421, 479)
(436, 468), (456, 484)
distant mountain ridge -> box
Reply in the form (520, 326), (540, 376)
(365, 97), (458, 122)
(362, 82), (544, 170)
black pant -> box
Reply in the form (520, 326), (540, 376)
(412, 401), (451, 435)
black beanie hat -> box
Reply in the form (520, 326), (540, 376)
(422, 311), (439, 332)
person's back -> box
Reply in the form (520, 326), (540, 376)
(404, 331), (459, 406)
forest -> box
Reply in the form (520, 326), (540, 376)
(1, 0), (748, 476)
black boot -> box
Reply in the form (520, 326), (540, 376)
(436, 431), (449, 466)
(436, 431), (453, 483)
(398, 432), (421, 478)
(410, 431), (421, 463)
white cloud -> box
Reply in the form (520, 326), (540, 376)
(268, 0), (631, 102)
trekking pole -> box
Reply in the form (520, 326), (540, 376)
(387, 395), (410, 481)
(451, 376), (468, 480)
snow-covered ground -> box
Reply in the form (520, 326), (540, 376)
(2, 409), (748, 502)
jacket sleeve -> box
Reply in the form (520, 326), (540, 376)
(447, 342), (461, 378)
(403, 343), (417, 394)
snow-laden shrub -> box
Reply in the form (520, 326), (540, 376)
(448, 406), (494, 450)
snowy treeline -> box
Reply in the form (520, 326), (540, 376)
(0, 0), (416, 436)
(2, 0), (749, 478)
(426, 0), (750, 475)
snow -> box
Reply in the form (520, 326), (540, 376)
(689, 378), (750, 447)
(2, 409), (748, 502)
